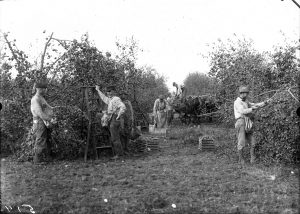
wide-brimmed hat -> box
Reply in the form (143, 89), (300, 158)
(239, 86), (250, 93)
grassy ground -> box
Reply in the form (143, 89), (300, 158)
(1, 124), (299, 214)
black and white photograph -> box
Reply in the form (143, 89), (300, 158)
(0, 0), (299, 213)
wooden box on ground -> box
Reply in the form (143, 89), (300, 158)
(198, 136), (215, 151)
(129, 135), (161, 153)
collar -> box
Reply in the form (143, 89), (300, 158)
(237, 97), (247, 102)
(35, 93), (44, 99)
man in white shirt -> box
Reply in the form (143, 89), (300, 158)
(166, 96), (174, 126)
(173, 82), (187, 102)
(153, 95), (167, 128)
(31, 81), (56, 163)
(96, 85), (126, 158)
(234, 85), (269, 164)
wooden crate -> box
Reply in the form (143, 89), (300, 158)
(198, 136), (215, 151)
(130, 136), (161, 153)
(143, 136), (160, 152)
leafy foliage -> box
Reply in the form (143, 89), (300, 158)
(1, 33), (34, 156)
(0, 33), (169, 160)
(254, 89), (299, 164)
(133, 66), (169, 113)
(183, 72), (218, 96)
(207, 37), (299, 164)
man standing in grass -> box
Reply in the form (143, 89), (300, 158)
(234, 85), (269, 164)
(119, 91), (134, 155)
(30, 81), (55, 164)
(96, 85), (126, 159)
(166, 95), (174, 126)
(153, 94), (167, 128)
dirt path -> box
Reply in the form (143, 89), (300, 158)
(1, 126), (299, 214)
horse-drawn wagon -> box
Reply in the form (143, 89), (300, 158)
(170, 94), (221, 125)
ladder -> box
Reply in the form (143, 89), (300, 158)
(80, 86), (113, 162)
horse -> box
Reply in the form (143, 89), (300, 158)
(171, 95), (220, 124)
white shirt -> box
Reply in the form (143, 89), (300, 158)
(31, 94), (53, 121)
(97, 90), (126, 117)
(153, 98), (166, 113)
(234, 97), (265, 119)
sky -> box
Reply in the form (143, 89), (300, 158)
(0, 0), (299, 91)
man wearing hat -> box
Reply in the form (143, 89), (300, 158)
(173, 82), (186, 102)
(119, 91), (135, 154)
(234, 85), (270, 164)
(153, 94), (167, 128)
(30, 81), (55, 163)
(173, 82), (181, 98)
(95, 85), (126, 158)
(166, 95), (174, 126)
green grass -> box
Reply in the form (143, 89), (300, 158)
(1, 125), (299, 214)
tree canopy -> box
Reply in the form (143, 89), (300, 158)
(183, 72), (218, 96)
(206, 37), (299, 164)
(0, 32), (169, 159)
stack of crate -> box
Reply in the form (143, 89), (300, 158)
(198, 135), (215, 151)
(144, 136), (160, 152)
(130, 136), (161, 153)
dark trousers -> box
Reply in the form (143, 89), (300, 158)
(119, 108), (133, 152)
(166, 109), (173, 126)
(33, 119), (51, 163)
(120, 134), (129, 152)
(109, 114), (124, 156)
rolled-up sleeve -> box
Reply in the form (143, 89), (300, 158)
(97, 90), (110, 105)
(249, 101), (265, 108)
(234, 100), (252, 115)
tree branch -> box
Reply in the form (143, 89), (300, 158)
(44, 51), (68, 77)
(31, 33), (53, 94)
(3, 33), (22, 71)
(52, 37), (71, 50)
(40, 32), (54, 76)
